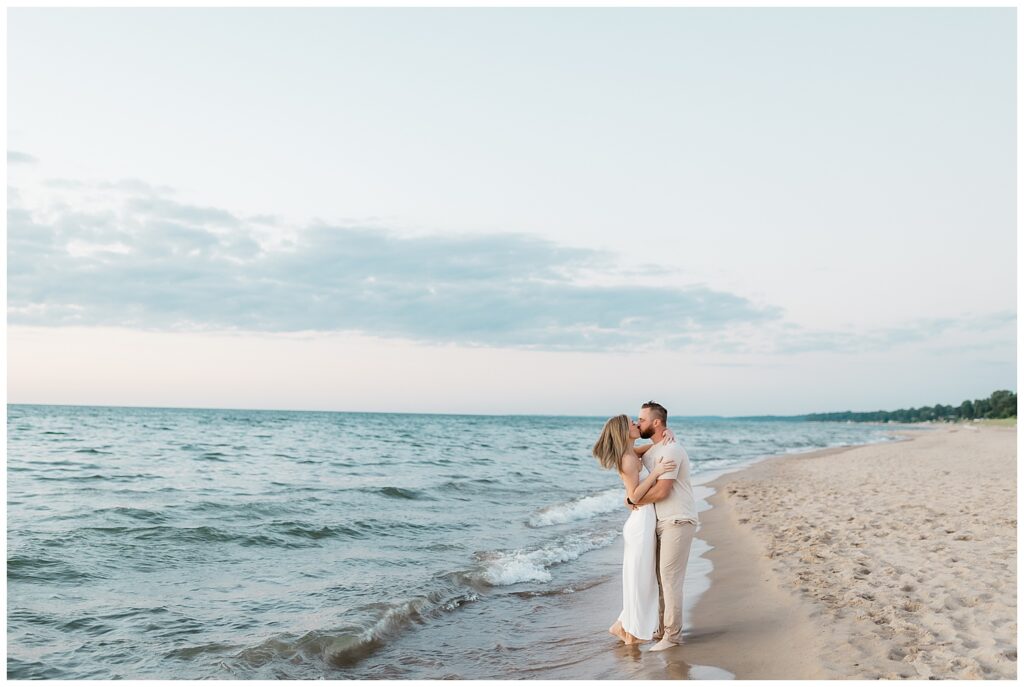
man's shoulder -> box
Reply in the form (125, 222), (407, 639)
(649, 440), (686, 458)
(662, 442), (687, 459)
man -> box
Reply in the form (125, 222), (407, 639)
(629, 400), (699, 651)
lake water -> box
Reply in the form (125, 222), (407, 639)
(7, 404), (902, 679)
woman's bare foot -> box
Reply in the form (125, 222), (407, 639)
(608, 621), (644, 645)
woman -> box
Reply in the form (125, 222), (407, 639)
(592, 414), (676, 645)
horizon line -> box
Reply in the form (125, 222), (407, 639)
(4, 400), (957, 421)
(5, 400), (743, 419)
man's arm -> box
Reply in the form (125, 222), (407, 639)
(632, 479), (673, 506)
(629, 460), (675, 502)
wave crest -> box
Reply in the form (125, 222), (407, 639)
(466, 529), (618, 586)
(527, 489), (623, 527)
(233, 591), (480, 669)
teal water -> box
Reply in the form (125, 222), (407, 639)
(7, 404), (902, 679)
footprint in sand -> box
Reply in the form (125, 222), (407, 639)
(958, 596), (979, 608)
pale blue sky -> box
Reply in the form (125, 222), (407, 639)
(6, 8), (1017, 415)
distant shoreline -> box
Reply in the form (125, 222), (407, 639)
(13, 400), (1011, 424)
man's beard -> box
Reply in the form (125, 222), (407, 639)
(640, 427), (655, 440)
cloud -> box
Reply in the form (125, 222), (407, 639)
(674, 310), (1012, 361)
(44, 178), (176, 195)
(7, 150), (37, 164)
(770, 312), (1016, 355)
(12, 179), (1011, 355)
(127, 196), (238, 226)
(7, 184), (780, 351)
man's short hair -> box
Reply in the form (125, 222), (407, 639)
(642, 400), (668, 425)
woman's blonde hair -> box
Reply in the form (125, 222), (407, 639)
(593, 414), (631, 473)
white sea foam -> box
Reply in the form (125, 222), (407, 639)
(527, 489), (623, 528)
(475, 530), (618, 586)
(440, 593), (479, 611)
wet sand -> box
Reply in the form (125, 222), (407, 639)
(685, 424), (1017, 679)
(583, 450), (848, 679)
(527, 535), (732, 680)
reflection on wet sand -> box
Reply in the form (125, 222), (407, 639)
(617, 643), (735, 680)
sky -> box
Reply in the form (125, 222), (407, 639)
(6, 7), (1017, 416)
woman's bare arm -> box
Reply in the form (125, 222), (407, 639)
(619, 455), (676, 503)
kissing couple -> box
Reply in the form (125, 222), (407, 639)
(592, 401), (699, 652)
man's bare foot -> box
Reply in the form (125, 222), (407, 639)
(649, 637), (680, 652)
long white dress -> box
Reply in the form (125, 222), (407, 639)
(616, 479), (660, 640)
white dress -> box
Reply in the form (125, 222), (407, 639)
(616, 478), (660, 640)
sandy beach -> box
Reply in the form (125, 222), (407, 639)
(682, 424), (1017, 679)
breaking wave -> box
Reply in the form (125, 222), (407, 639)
(465, 529), (618, 586)
(527, 488), (623, 528)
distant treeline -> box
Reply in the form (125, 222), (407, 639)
(800, 390), (1017, 423)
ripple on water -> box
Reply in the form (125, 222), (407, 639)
(165, 641), (241, 661)
(92, 507), (170, 523)
(7, 658), (67, 680)
(374, 486), (436, 500)
(8, 554), (103, 583)
(34, 473), (160, 483)
(266, 522), (367, 541)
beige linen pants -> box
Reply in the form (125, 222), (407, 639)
(654, 519), (697, 644)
